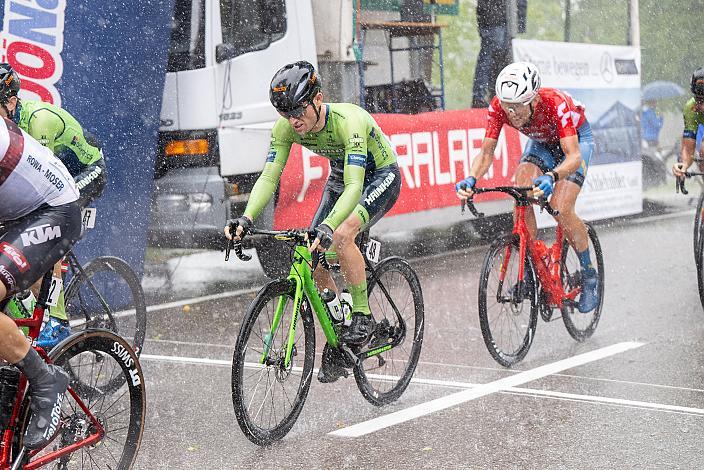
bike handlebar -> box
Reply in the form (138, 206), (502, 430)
(225, 228), (314, 262)
(675, 171), (704, 195)
(459, 185), (560, 217)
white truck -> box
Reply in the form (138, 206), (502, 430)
(149, 0), (512, 277)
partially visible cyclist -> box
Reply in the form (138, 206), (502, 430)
(0, 63), (107, 349)
(223, 61), (401, 382)
(455, 61), (599, 313)
(0, 116), (81, 450)
(673, 67), (704, 178)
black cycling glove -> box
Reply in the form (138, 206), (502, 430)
(314, 224), (334, 250)
(228, 216), (252, 239)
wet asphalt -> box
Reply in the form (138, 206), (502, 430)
(133, 198), (704, 469)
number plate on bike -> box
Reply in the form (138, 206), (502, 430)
(366, 238), (381, 263)
(81, 208), (97, 229)
(47, 276), (63, 307)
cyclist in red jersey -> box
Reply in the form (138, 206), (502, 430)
(455, 62), (599, 313)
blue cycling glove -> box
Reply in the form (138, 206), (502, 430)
(455, 176), (477, 193)
(533, 174), (555, 197)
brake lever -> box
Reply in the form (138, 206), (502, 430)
(224, 237), (233, 261)
(233, 240), (252, 261)
(676, 176), (688, 195)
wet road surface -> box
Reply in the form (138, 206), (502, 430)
(134, 208), (704, 469)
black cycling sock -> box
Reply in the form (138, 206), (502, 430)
(15, 347), (50, 383)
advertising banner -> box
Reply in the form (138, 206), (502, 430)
(1, 0), (175, 276)
(512, 39), (643, 226)
(274, 109), (522, 229)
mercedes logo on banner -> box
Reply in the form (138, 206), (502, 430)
(600, 52), (614, 83)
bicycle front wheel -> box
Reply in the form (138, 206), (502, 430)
(65, 256), (147, 356)
(231, 279), (315, 446)
(354, 257), (424, 407)
(478, 234), (538, 367)
(17, 330), (145, 469)
(560, 223), (605, 341)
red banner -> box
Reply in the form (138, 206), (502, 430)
(273, 109), (523, 229)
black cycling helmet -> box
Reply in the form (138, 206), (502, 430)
(0, 63), (20, 103)
(269, 61), (321, 118)
(691, 67), (704, 97)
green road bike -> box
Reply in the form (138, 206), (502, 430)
(227, 228), (424, 446)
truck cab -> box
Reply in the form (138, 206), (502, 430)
(149, 0), (316, 256)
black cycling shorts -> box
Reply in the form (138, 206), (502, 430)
(0, 202), (82, 295)
(310, 164), (401, 230)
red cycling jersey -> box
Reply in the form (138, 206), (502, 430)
(485, 88), (587, 145)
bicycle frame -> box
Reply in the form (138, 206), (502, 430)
(1, 273), (106, 469)
(506, 204), (580, 309)
(266, 245), (341, 370)
(226, 228), (409, 371)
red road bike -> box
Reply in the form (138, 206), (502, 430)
(0, 267), (145, 469)
(464, 186), (605, 367)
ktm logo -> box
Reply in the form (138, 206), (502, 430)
(21, 224), (62, 247)
(4, 76), (12, 86)
(272, 85), (287, 92)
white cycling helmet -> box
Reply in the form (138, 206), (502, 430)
(495, 62), (541, 104)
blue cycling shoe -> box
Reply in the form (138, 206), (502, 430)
(36, 318), (71, 351)
(578, 269), (599, 313)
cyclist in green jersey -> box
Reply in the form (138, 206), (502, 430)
(673, 67), (704, 177)
(224, 61), (401, 383)
(0, 63), (108, 349)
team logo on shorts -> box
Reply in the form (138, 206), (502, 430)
(0, 243), (29, 272)
(20, 224), (62, 247)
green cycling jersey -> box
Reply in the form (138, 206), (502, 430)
(244, 103), (397, 230)
(14, 99), (102, 166)
(683, 97), (704, 140)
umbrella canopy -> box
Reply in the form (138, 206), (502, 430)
(642, 80), (686, 101)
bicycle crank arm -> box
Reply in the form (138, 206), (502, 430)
(340, 344), (361, 369)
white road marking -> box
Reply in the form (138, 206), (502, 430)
(505, 387), (704, 417)
(141, 353), (231, 366)
(74, 286), (263, 325)
(329, 341), (644, 438)
(143, 287), (260, 312)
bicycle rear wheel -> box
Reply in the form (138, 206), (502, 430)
(65, 256), (147, 356)
(560, 223), (605, 341)
(17, 330), (145, 469)
(478, 234), (538, 367)
(231, 279), (315, 446)
(354, 257), (424, 407)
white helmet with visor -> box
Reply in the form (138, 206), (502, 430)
(495, 62), (541, 104)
